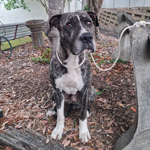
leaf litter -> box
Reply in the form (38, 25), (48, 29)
(0, 35), (136, 150)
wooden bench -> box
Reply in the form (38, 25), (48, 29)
(0, 22), (31, 42)
(0, 22), (48, 42)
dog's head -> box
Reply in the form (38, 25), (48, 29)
(49, 11), (99, 55)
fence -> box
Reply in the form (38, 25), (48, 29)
(99, 7), (150, 33)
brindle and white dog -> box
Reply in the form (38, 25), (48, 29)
(46, 11), (99, 143)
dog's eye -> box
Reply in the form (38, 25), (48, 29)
(67, 23), (72, 28)
(87, 21), (91, 25)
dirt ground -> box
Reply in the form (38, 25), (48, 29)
(0, 34), (136, 150)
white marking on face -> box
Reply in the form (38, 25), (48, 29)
(55, 53), (84, 95)
(76, 15), (87, 34)
(75, 15), (95, 53)
(79, 118), (91, 143)
(51, 98), (64, 140)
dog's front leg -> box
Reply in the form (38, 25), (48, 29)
(79, 87), (91, 143)
(51, 89), (64, 140)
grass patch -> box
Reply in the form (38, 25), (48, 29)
(1, 32), (47, 50)
(31, 48), (51, 64)
(42, 32), (47, 39)
(1, 36), (32, 50)
(97, 86), (109, 96)
(91, 53), (128, 66)
(110, 59), (127, 64)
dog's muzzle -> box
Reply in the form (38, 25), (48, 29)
(72, 32), (95, 55)
(80, 32), (95, 53)
(80, 33), (93, 43)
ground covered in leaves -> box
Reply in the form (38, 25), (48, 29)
(0, 34), (136, 150)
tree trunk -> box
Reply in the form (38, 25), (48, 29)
(91, 0), (104, 40)
(45, 0), (64, 59)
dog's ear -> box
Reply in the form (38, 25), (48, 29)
(87, 11), (99, 27)
(49, 14), (62, 31)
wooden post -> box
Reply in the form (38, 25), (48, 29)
(114, 12), (150, 150)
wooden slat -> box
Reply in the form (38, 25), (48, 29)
(17, 26), (29, 30)
(1, 32), (31, 42)
(0, 22), (24, 27)
(0, 22), (30, 42)
(16, 32), (31, 39)
(99, 7), (150, 33)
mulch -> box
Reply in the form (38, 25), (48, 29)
(0, 34), (136, 150)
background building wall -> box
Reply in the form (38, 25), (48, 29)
(64, 0), (82, 13)
(102, 0), (150, 8)
(1, 0), (150, 24)
(0, 0), (49, 24)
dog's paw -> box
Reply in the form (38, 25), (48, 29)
(51, 125), (64, 140)
(46, 109), (56, 117)
(79, 119), (91, 143)
(87, 111), (91, 118)
(79, 126), (91, 143)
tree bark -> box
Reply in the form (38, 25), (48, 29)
(91, 0), (104, 40)
(45, 0), (64, 59)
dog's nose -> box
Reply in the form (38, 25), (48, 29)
(80, 33), (93, 43)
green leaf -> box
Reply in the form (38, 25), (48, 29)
(1, 0), (30, 11)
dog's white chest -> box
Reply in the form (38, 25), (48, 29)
(55, 53), (84, 95)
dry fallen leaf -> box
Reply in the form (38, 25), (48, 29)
(107, 120), (114, 127)
(46, 138), (50, 144)
(71, 141), (80, 146)
(93, 70), (97, 74)
(67, 133), (78, 139)
(35, 112), (45, 118)
(15, 124), (22, 129)
(96, 98), (106, 103)
(120, 126), (125, 132)
(106, 78), (110, 82)
(91, 129), (96, 133)
(27, 122), (32, 129)
(32, 105), (40, 109)
(43, 126), (46, 135)
(64, 140), (71, 147)
(88, 122), (96, 126)
(128, 90), (135, 96)
(117, 102), (124, 107)
(130, 107), (136, 112)
(2, 121), (9, 129)
(47, 128), (52, 134)
(39, 120), (49, 124)
(23, 115), (30, 119)
(4, 107), (9, 117)
(62, 139), (67, 145)
(104, 129), (114, 134)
